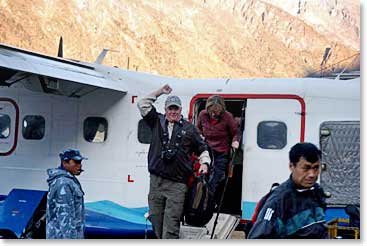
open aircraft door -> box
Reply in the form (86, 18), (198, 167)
(0, 98), (19, 156)
(241, 96), (305, 220)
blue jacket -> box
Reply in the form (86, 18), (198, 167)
(46, 168), (85, 239)
(248, 177), (328, 239)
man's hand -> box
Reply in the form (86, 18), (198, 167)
(153, 84), (172, 98)
(231, 140), (240, 149)
(198, 163), (208, 174)
(160, 84), (172, 95)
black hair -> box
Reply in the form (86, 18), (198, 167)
(289, 142), (321, 166)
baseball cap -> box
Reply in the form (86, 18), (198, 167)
(59, 149), (87, 161)
(165, 95), (182, 108)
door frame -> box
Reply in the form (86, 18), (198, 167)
(189, 93), (306, 142)
(189, 93), (306, 222)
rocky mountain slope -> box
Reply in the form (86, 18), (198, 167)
(0, 0), (360, 78)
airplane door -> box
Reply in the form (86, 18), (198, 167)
(241, 97), (304, 219)
(0, 98), (19, 156)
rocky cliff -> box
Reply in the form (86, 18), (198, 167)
(0, 0), (360, 78)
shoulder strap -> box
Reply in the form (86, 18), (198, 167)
(252, 182), (279, 223)
(158, 114), (166, 131)
(158, 115), (170, 147)
(172, 119), (185, 148)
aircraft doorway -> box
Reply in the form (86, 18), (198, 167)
(190, 96), (246, 216)
(0, 98), (19, 156)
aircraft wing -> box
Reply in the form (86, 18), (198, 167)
(0, 43), (127, 93)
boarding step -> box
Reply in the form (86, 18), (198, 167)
(180, 213), (239, 239)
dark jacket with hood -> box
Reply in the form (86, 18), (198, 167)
(46, 167), (85, 239)
(248, 177), (328, 239)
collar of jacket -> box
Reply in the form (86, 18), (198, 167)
(205, 110), (222, 121)
(288, 175), (318, 193)
(164, 115), (184, 125)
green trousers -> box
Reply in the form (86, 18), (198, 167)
(148, 174), (187, 239)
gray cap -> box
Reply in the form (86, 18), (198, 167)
(165, 95), (182, 108)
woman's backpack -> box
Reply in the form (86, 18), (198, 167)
(184, 173), (215, 227)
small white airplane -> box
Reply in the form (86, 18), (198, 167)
(0, 42), (360, 238)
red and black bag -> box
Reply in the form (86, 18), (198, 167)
(184, 172), (215, 227)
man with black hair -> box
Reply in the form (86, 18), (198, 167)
(137, 84), (211, 239)
(248, 142), (328, 239)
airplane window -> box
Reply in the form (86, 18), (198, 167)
(83, 117), (108, 143)
(22, 115), (45, 140)
(0, 114), (11, 138)
(137, 119), (152, 144)
(257, 121), (287, 149)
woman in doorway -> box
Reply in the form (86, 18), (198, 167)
(196, 95), (240, 200)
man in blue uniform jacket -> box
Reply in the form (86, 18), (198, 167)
(46, 149), (87, 239)
(248, 142), (328, 239)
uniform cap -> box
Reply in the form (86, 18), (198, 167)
(59, 149), (87, 161)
